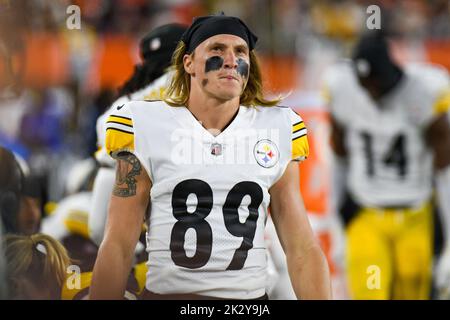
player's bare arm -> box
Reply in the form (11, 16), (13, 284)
(426, 114), (450, 169)
(269, 161), (332, 299)
(426, 112), (450, 297)
(328, 115), (350, 219)
(90, 152), (151, 299)
(330, 116), (347, 157)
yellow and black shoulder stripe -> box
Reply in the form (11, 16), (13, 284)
(292, 120), (307, 139)
(106, 114), (133, 134)
(105, 112), (135, 157)
(290, 109), (309, 161)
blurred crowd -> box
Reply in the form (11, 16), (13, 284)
(0, 0), (449, 299)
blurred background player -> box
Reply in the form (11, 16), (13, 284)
(3, 233), (71, 299)
(324, 31), (450, 299)
(89, 23), (188, 246)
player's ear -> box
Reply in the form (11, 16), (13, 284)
(183, 54), (194, 75)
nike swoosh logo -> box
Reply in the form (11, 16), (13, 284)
(117, 104), (125, 110)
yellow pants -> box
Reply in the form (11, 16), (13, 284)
(346, 202), (433, 300)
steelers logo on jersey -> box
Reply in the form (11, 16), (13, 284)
(253, 139), (279, 168)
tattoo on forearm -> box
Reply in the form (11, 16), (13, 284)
(113, 153), (142, 197)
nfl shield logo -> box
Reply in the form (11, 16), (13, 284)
(211, 143), (222, 156)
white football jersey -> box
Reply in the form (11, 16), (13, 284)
(324, 61), (450, 208)
(95, 73), (171, 167)
(105, 100), (309, 299)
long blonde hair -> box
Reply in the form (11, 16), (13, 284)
(163, 41), (281, 107)
(4, 233), (71, 298)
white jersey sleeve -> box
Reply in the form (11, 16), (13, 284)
(104, 102), (135, 157)
(95, 95), (130, 167)
(95, 73), (172, 167)
(405, 63), (450, 129)
(104, 101), (154, 183)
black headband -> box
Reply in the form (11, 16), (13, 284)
(182, 15), (258, 54)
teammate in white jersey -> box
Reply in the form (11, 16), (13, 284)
(90, 14), (331, 300)
(89, 23), (187, 246)
(324, 31), (450, 299)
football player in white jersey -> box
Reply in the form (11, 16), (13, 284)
(324, 31), (450, 299)
(90, 14), (331, 300)
(89, 23), (187, 246)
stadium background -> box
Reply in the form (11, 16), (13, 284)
(0, 0), (449, 299)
